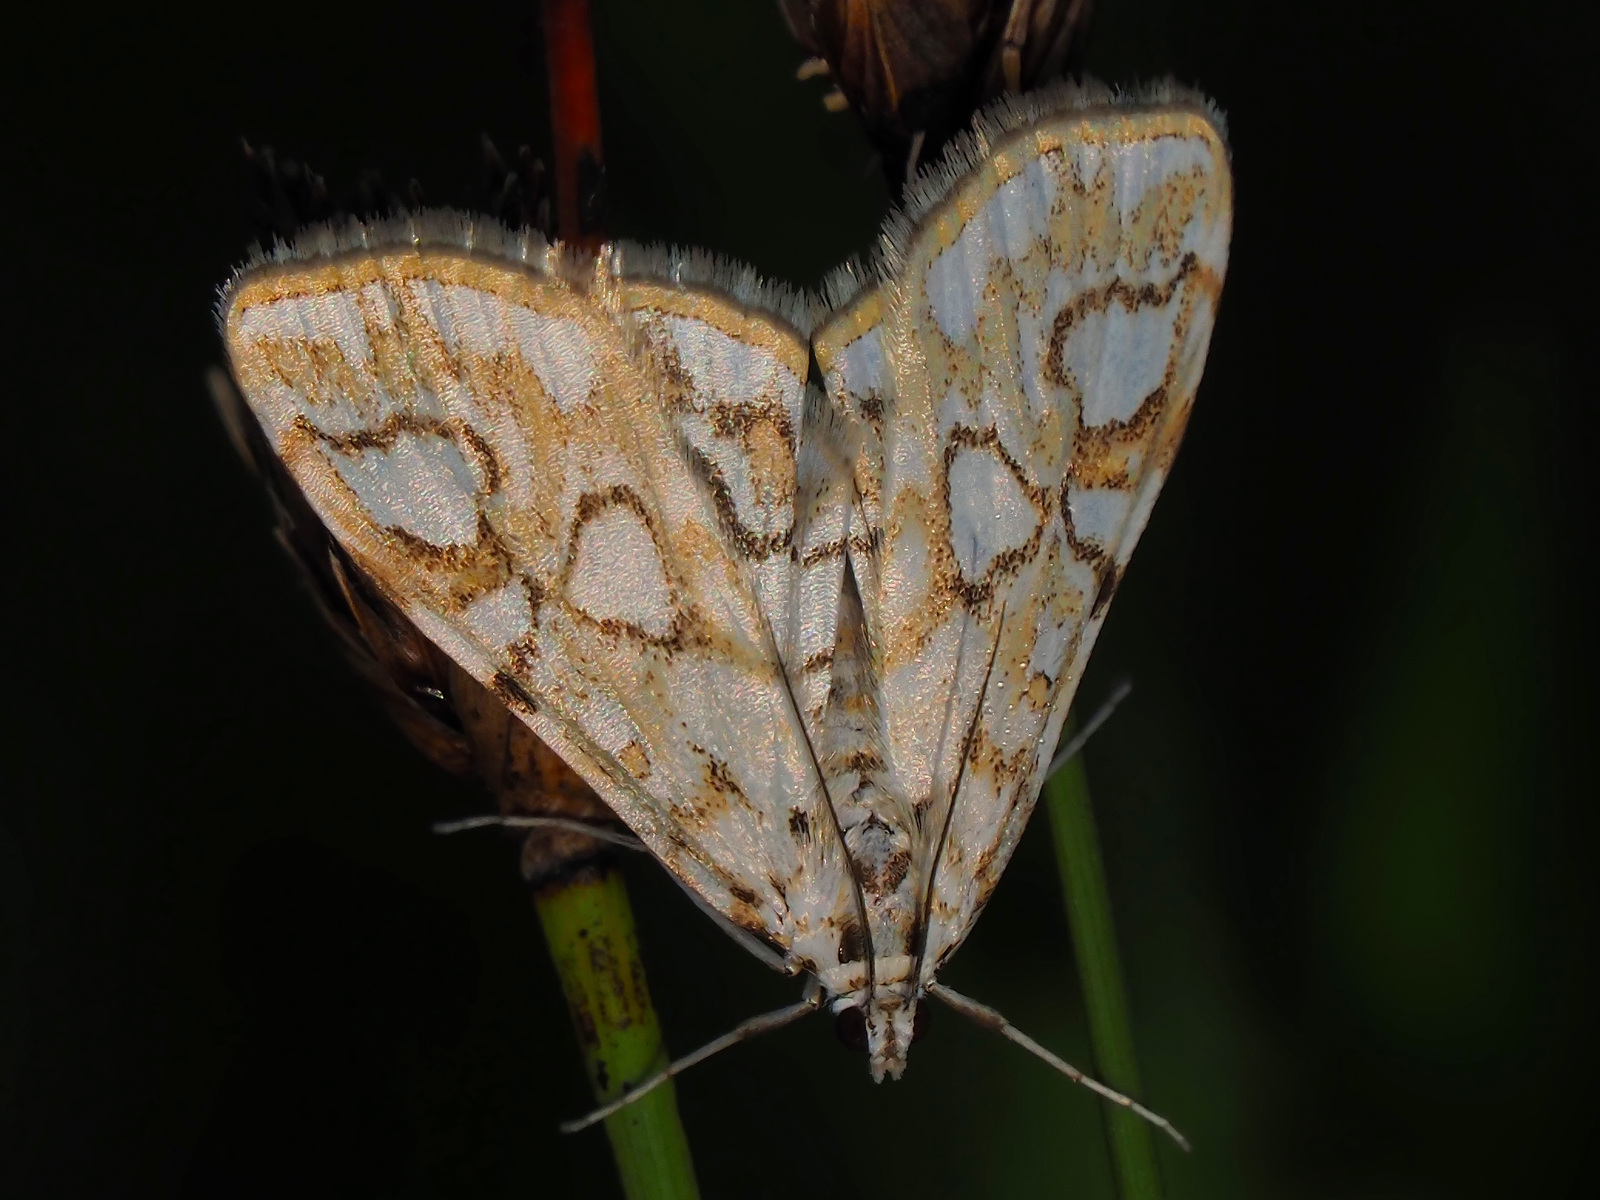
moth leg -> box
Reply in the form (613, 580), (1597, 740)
(431, 814), (645, 852)
(927, 982), (1190, 1151)
(559, 980), (824, 1134)
(1044, 678), (1134, 779)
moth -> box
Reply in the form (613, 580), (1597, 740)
(219, 82), (1231, 1141)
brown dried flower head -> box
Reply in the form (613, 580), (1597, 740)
(780, 0), (1094, 179)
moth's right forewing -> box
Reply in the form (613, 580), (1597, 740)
(904, 104), (1233, 972)
(818, 99), (1233, 977)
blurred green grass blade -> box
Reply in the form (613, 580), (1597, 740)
(534, 865), (701, 1200)
(1046, 714), (1163, 1200)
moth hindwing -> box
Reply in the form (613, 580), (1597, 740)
(220, 81), (1231, 1096)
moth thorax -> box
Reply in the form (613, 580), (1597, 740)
(841, 802), (912, 890)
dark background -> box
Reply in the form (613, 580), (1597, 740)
(3, 1), (1593, 1196)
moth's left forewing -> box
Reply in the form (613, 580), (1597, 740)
(223, 234), (863, 975)
(849, 96), (1232, 977)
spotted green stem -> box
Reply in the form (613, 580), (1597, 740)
(534, 864), (701, 1200)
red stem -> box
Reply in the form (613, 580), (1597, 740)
(543, 0), (605, 249)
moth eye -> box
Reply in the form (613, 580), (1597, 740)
(912, 1003), (932, 1045)
(833, 1005), (868, 1052)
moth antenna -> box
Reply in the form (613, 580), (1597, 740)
(1045, 678), (1134, 778)
(431, 814), (645, 851)
(927, 982), (1191, 1152)
(560, 982), (824, 1134)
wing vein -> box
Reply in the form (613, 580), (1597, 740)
(914, 607), (1006, 981)
(755, 597), (878, 994)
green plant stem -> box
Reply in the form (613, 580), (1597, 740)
(533, 864), (701, 1200)
(1044, 712), (1162, 1200)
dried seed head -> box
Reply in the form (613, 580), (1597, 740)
(779, 0), (1094, 180)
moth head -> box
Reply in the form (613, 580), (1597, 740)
(833, 990), (927, 1082)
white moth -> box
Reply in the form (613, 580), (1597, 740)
(219, 81), (1231, 1142)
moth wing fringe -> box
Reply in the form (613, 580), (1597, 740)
(215, 80), (1228, 329)
(214, 208), (565, 329)
(818, 76), (1230, 311)
(606, 239), (817, 336)
(817, 253), (876, 315)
